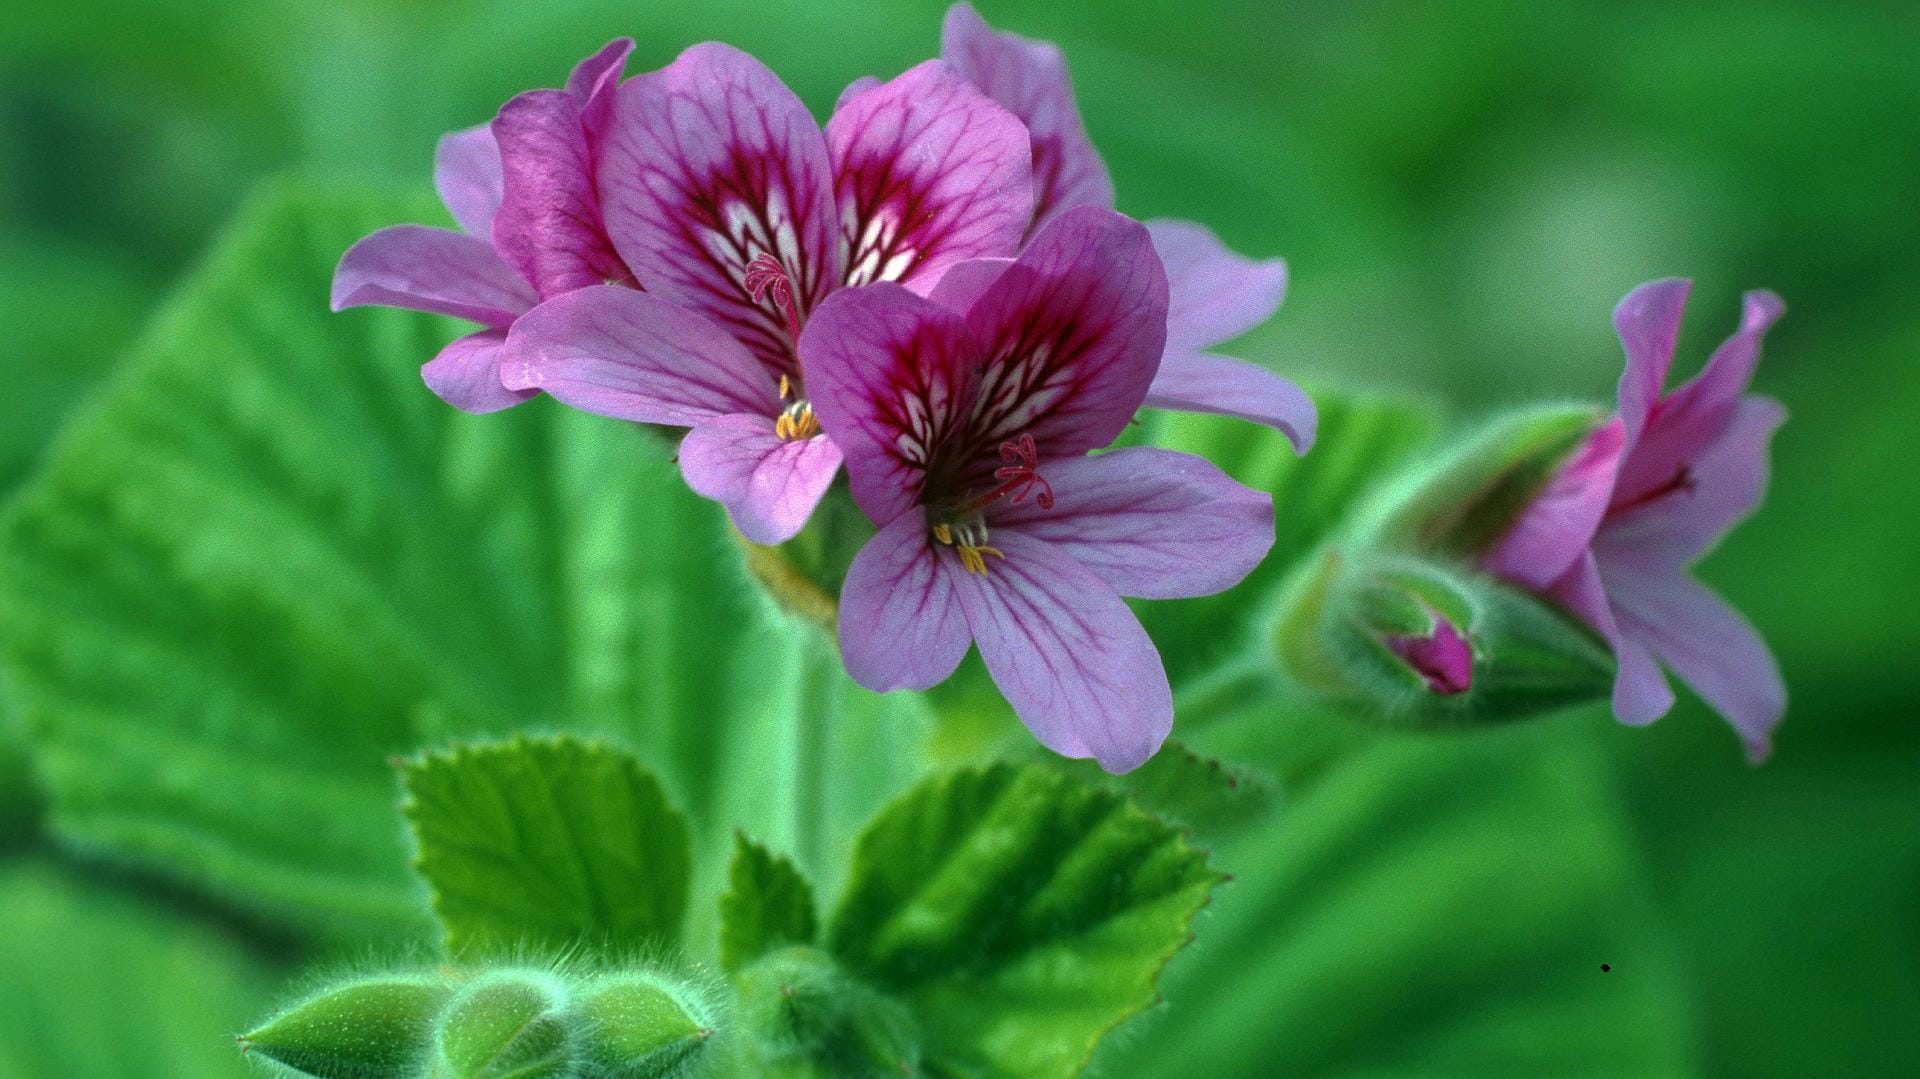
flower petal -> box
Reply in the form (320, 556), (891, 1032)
(834, 75), (882, 114)
(1146, 218), (1288, 351)
(330, 225), (534, 326)
(1598, 397), (1786, 573)
(421, 328), (535, 414)
(563, 37), (634, 129)
(838, 511), (972, 692)
(952, 530), (1172, 773)
(963, 206), (1168, 457)
(1143, 351), (1317, 453)
(991, 448), (1273, 599)
(827, 59), (1033, 293)
(941, 2), (1115, 236)
(498, 285), (773, 425)
(1485, 417), (1627, 589)
(1547, 552), (1673, 727)
(1604, 568), (1785, 762)
(491, 88), (634, 298)
(434, 123), (504, 237)
(802, 283), (982, 524)
(1615, 290), (1784, 507)
(678, 415), (843, 545)
(1611, 277), (1692, 447)
(926, 256), (1013, 315)
(598, 43), (839, 378)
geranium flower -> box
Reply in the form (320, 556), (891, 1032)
(1486, 279), (1786, 760)
(500, 45), (1034, 544)
(805, 207), (1276, 773)
(331, 39), (636, 413)
(937, 3), (1316, 451)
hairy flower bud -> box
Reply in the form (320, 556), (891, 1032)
(433, 970), (573, 1079)
(573, 972), (717, 1079)
(239, 974), (449, 1078)
(733, 946), (921, 1077)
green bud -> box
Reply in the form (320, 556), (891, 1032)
(239, 974), (448, 1078)
(1275, 548), (1612, 728)
(733, 947), (921, 1078)
(432, 970), (573, 1079)
(1356, 403), (1599, 559)
(574, 972), (716, 1079)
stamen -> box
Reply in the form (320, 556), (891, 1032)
(931, 515), (1003, 577)
(778, 374), (793, 401)
(774, 399), (820, 442)
(744, 253), (803, 341)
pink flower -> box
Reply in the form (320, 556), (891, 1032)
(498, 45), (1035, 544)
(805, 208), (1275, 773)
(331, 39), (636, 413)
(1387, 614), (1474, 696)
(937, 3), (1316, 453)
(1486, 280), (1787, 760)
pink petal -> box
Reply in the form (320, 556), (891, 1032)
(951, 530), (1173, 773)
(801, 283), (983, 525)
(963, 206), (1168, 457)
(598, 43), (839, 379)
(827, 59), (1033, 293)
(1597, 397), (1786, 574)
(838, 511), (973, 692)
(1484, 417), (1626, 590)
(434, 123), (504, 238)
(563, 37), (635, 133)
(1143, 350), (1316, 454)
(491, 88), (634, 299)
(1611, 278), (1692, 448)
(678, 414), (843, 546)
(421, 328), (535, 414)
(1547, 553), (1673, 727)
(991, 448), (1273, 600)
(926, 256), (1013, 315)
(330, 225), (534, 326)
(498, 285), (773, 425)
(1145, 218), (1288, 352)
(1615, 290), (1783, 508)
(1604, 568), (1785, 762)
(834, 75), (882, 114)
(1386, 615), (1473, 696)
(941, 2), (1114, 237)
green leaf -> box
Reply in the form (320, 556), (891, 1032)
(0, 860), (274, 1079)
(827, 764), (1223, 1079)
(1050, 740), (1275, 838)
(720, 834), (818, 973)
(401, 736), (692, 957)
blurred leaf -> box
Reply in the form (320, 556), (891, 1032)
(402, 736), (692, 957)
(1100, 723), (1701, 1076)
(828, 764), (1223, 1079)
(719, 833), (818, 974)
(0, 860), (273, 1079)
(1051, 739), (1274, 838)
(0, 182), (928, 939)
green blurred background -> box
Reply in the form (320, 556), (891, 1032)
(2, 1), (1915, 1075)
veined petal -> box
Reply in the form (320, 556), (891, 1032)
(331, 225), (535, 326)
(599, 43), (839, 378)
(992, 448), (1273, 599)
(827, 59), (1033, 293)
(1598, 397), (1786, 573)
(1605, 568), (1785, 762)
(964, 206), (1168, 457)
(1547, 553), (1673, 727)
(834, 75), (882, 114)
(679, 415), (843, 546)
(838, 511), (972, 692)
(1143, 351), (1316, 453)
(1616, 290), (1784, 507)
(927, 256), (1014, 316)
(499, 285), (773, 425)
(564, 37), (635, 134)
(802, 283), (982, 524)
(1485, 417), (1627, 589)
(1146, 218), (1288, 351)
(492, 88), (633, 298)
(941, 2), (1115, 236)
(951, 530), (1172, 773)
(1612, 277), (1692, 448)
(434, 123), (504, 237)
(421, 328), (535, 414)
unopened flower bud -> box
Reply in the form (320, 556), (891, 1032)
(239, 974), (449, 1078)
(573, 971), (717, 1079)
(433, 970), (573, 1079)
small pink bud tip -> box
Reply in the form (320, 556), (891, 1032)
(1387, 616), (1473, 695)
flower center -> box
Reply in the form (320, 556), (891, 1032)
(744, 253), (803, 342)
(773, 375), (819, 441)
(956, 434), (1054, 515)
(932, 516), (1003, 577)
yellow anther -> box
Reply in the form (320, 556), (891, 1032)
(932, 522), (954, 545)
(775, 400), (819, 442)
(778, 374), (793, 400)
(956, 544), (1004, 576)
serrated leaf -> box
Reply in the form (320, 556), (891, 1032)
(827, 764), (1222, 1079)
(402, 735), (692, 957)
(1050, 739), (1274, 837)
(720, 834), (818, 974)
